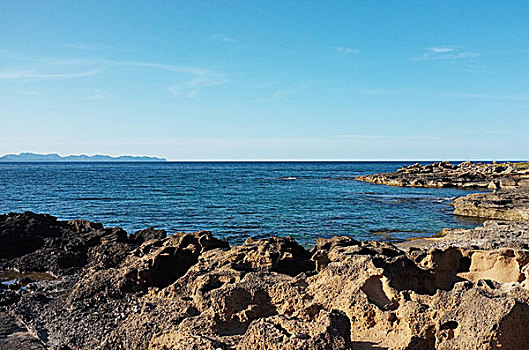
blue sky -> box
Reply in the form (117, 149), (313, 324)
(1, 1), (528, 160)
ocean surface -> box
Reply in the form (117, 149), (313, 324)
(0, 162), (484, 246)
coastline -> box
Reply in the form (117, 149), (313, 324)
(2, 161), (529, 349)
(355, 161), (529, 249)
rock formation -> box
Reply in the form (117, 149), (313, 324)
(453, 188), (529, 221)
(356, 161), (529, 189)
(2, 212), (529, 349)
(357, 161), (529, 224)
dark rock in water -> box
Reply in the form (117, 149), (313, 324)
(129, 227), (167, 244)
(0, 212), (57, 259)
(0, 212), (141, 275)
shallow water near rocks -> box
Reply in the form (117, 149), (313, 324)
(0, 161), (484, 246)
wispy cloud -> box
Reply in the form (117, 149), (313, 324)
(88, 89), (111, 100)
(168, 86), (180, 97)
(337, 134), (385, 139)
(168, 86), (200, 98)
(335, 46), (360, 55)
(0, 69), (99, 80)
(354, 88), (529, 102)
(66, 43), (115, 51)
(167, 70), (226, 98)
(445, 92), (529, 102)
(323, 87), (529, 103)
(272, 86), (308, 101)
(15, 89), (41, 96)
(185, 90), (198, 98)
(415, 47), (480, 61)
(91, 59), (209, 75)
(0, 52), (227, 96)
(426, 47), (454, 53)
(272, 88), (297, 100)
(407, 135), (442, 140)
(484, 130), (503, 135)
(337, 134), (443, 141)
(211, 34), (236, 43)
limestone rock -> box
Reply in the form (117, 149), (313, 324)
(356, 161), (529, 189)
(454, 188), (529, 221)
(2, 212), (529, 349)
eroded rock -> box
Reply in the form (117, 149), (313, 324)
(2, 212), (529, 349)
(454, 188), (529, 221)
(356, 161), (529, 189)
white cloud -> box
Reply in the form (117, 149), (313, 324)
(426, 47), (454, 53)
(353, 88), (528, 102)
(168, 70), (226, 98)
(445, 92), (529, 102)
(168, 86), (180, 97)
(337, 134), (443, 141)
(0, 52), (227, 97)
(272, 86), (308, 101)
(335, 46), (360, 55)
(186, 90), (198, 98)
(407, 136), (443, 140)
(415, 47), (480, 61)
(337, 134), (385, 139)
(66, 43), (115, 51)
(14, 89), (41, 96)
(0, 69), (99, 80)
(272, 88), (297, 100)
(211, 34), (236, 43)
(88, 89), (111, 100)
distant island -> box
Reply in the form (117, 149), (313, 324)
(0, 152), (166, 162)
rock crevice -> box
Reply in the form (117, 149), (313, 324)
(2, 212), (529, 349)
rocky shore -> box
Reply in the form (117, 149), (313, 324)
(453, 188), (529, 222)
(356, 161), (529, 189)
(2, 161), (529, 349)
(1, 213), (528, 349)
(357, 161), (529, 222)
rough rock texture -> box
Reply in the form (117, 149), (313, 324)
(3, 212), (529, 349)
(454, 188), (529, 221)
(356, 161), (529, 189)
(399, 220), (529, 251)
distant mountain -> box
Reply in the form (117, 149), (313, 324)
(0, 153), (166, 162)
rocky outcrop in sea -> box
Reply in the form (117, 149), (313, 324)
(356, 161), (529, 189)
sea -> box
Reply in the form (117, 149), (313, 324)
(0, 161), (484, 246)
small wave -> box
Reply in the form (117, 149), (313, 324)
(279, 176), (297, 180)
(74, 197), (112, 201)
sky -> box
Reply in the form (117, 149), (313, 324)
(1, 1), (528, 160)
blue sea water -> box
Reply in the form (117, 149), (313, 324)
(0, 162), (484, 246)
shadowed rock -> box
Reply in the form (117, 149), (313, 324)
(2, 212), (529, 349)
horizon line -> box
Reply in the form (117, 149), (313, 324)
(2, 158), (524, 162)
